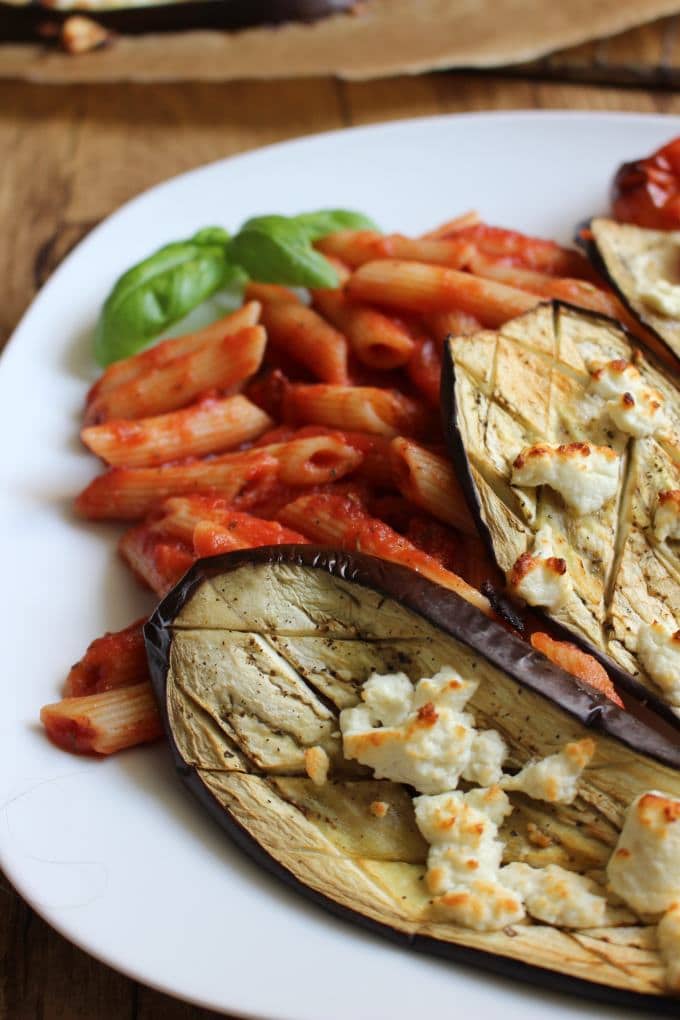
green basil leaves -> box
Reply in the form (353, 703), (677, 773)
(94, 209), (378, 366)
(94, 229), (242, 367)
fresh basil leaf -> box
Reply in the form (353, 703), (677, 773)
(292, 209), (379, 240)
(94, 236), (239, 366)
(191, 226), (231, 246)
(228, 216), (339, 289)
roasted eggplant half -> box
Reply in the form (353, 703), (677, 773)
(146, 546), (680, 1009)
(588, 217), (680, 365)
(442, 302), (680, 719)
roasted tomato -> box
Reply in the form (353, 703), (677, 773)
(612, 136), (680, 229)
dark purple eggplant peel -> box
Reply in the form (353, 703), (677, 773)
(442, 301), (680, 725)
(146, 545), (680, 1010)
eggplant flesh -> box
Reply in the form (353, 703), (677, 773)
(589, 218), (680, 364)
(146, 547), (680, 1009)
(443, 302), (680, 717)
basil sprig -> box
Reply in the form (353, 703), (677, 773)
(94, 228), (243, 366)
(94, 209), (378, 366)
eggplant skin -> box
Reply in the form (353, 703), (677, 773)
(441, 300), (680, 728)
(146, 545), (680, 1011)
(588, 218), (680, 367)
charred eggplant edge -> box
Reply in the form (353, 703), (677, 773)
(144, 545), (680, 1013)
(441, 301), (680, 735)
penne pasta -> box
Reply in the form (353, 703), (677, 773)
(456, 224), (596, 279)
(41, 683), (163, 755)
(152, 495), (309, 548)
(81, 395), (273, 468)
(277, 490), (492, 617)
(76, 433), (363, 520)
(192, 515), (309, 558)
(405, 339), (441, 407)
(119, 524), (194, 594)
(420, 211), (481, 239)
(468, 253), (566, 293)
(315, 229), (387, 267)
(313, 288), (416, 370)
(87, 302), (261, 404)
(63, 619), (149, 698)
(424, 309), (482, 347)
(347, 260), (540, 325)
(271, 433), (364, 486)
(244, 282), (302, 305)
(283, 383), (430, 438)
(405, 515), (465, 574)
(389, 437), (476, 535)
(260, 302), (349, 385)
(76, 449), (280, 520)
(377, 234), (474, 269)
(85, 325), (267, 425)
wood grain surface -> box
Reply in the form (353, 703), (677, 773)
(2, 70), (680, 1018)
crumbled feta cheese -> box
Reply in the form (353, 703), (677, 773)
(508, 526), (572, 610)
(658, 903), (680, 993)
(607, 790), (680, 915)
(637, 622), (680, 707)
(654, 490), (680, 543)
(362, 671), (414, 727)
(463, 729), (508, 787)
(414, 787), (524, 931)
(339, 667), (506, 796)
(590, 358), (666, 437)
(304, 745), (330, 786)
(501, 862), (607, 928)
(511, 442), (620, 515)
(500, 738), (595, 804)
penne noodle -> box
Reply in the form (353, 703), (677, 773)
(424, 309), (482, 347)
(283, 383), (430, 438)
(63, 619), (149, 698)
(468, 253), (565, 293)
(271, 433), (363, 486)
(315, 229), (387, 267)
(244, 282), (302, 305)
(87, 302), (261, 404)
(421, 211), (481, 239)
(192, 515), (309, 558)
(405, 339), (441, 407)
(76, 433), (362, 520)
(277, 490), (492, 617)
(76, 450), (279, 520)
(347, 260), (540, 326)
(81, 395), (273, 468)
(456, 224), (596, 279)
(246, 368), (290, 421)
(389, 437), (476, 535)
(153, 496), (309, 549)
(85, 325), (267, 425)
(260, 302), (349, 385)
(378, 234), (474, 269)
(313, 288), (416, 370)
(40, 683), (163, 755)
(119, 524), (194, 594)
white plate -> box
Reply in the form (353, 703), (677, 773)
(1, 111), (677, 1020)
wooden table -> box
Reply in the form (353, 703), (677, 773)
(2, 68), (680, 1018)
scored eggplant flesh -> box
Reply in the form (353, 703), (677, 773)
(589, 218), (680, 364)
(443, 302), (680, 718)
(145, 547), (680, 1009)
